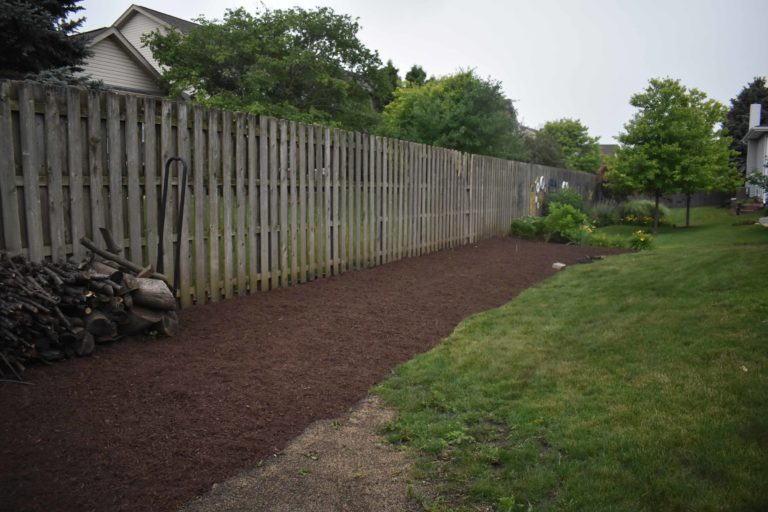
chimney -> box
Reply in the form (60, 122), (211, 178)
(749, 103), (762, 128)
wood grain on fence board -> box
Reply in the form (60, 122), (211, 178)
(247, 114), (258, 291)
(298, 123), (307, 283)
(19, 85), (44, 261)
(289, 121), (298, 284)
(124, 95), (142, 264)
(143, 98), (158, 270)
(235, 113), (247, 296)
(66, 88), (85, 261)
(221, 110), (234, 299)
(194, 106), (208, 302)
(0, 82), (21, 254)
(258, 115), (270, 291)
(44, 88), (65, 262)
(278, 120), (288, 287)
(207, 109), (221, 302)
(268, 118), (279, 288)
(306, 124), (316, 280)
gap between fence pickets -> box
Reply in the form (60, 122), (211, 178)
(0, 80), (599, 307)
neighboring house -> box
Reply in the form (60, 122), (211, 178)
(743, 103), (768, 202)
(599, 144), (618, 157)
(78, 5), (197, 95)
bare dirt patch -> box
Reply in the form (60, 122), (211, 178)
(181, 395), (421, 512)
(0, 238), (626, 512)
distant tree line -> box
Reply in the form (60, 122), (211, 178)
(3, 0), (761, 190)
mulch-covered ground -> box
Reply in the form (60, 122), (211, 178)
(0, 238), (626, 512)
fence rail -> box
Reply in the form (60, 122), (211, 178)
(0, 81), (597, 307)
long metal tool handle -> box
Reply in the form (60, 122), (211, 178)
(157, 157), (188, 294)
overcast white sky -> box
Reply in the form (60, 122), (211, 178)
(79, 0), (767, 143)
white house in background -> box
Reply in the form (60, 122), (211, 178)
(78, 5), (197, 95)
(743, 103), (768, 202)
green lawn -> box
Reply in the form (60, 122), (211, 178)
(375, 207), (768, 511)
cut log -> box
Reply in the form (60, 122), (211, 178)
(120, 306), (162, 335)
(157, 311), (179, 337)
(123, 276), (176, 311)
(91, 261), (123, 282)
(137, 265), (154, 278)
(60, 327), (95, 357)
(80, 237), (169, 284)
(85, 311), (117, 339)
(99, 227), (122, 255)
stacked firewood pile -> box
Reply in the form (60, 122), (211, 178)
(0, 235), (178, 381)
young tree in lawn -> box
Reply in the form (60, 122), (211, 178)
(145, 6), (383, 131)
(379, 70), (527, 159)
(538, 118), (601, 172)
(0, 0), (89, 79)
(725, 77), (768, 172)
(612, 78), (737, 232)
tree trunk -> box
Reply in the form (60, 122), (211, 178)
(685, 193), (691, 228)
(653, 191), (661, 234)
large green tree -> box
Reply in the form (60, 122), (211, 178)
(611, 78), (737, 231)
(524, 131), (565, 167)
(378, 70), (527, 159)
(369, 60), (399, 112)
(145, 6), (383, 131)
(404, 65), (427, 86)
(0, 0), (89, 79)
(725, 77), (768, 172)
(538, 118), (601, 172)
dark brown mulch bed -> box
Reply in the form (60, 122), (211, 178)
(0, 238), (627, 512)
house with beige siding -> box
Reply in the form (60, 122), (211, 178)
(78, 5), (196, 95)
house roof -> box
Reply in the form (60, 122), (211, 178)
(82, 26), (162, 82)
(600, 144), (618, 156)
(743, 126), (768, 142)
(113, 4), (198, 33)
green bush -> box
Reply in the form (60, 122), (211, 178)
(510, 216), (545, 240)
(577, 231), (630, 248)
(617, 200), (671, 226)
(545, 188), (585, 213)
(543, 203), (589, 242)
(629, 229), (654, 250)
(589, 200), (620, 227)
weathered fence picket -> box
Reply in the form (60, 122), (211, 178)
(0, 81), (597, 306)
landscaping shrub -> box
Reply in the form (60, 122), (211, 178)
(544, 188), (585, 213)
(618, 199), (671, 226)
(589, 199), (620, 227)
(510, 216), (545, 240)
(542, 203), (589, 242)
(575, 231), (629, 248)
(629, 229), (654, 250)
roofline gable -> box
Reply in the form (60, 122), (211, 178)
(86, 27), (162, 82)
(113, 4), (197, 33)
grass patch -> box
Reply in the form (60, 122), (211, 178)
(376, 207), (768, 511)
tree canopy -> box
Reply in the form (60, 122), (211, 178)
(524, 131), (566, 167)
(725, 77), (768, 172)
(611, 78), (737, 230)
(145, 6), (384, 131)
(0, 0), (89, 79)
(538, 118), (601, 172)
(404, 65), (427, 86)
(378, 70), (527, 160)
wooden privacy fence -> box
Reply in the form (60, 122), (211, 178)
(0, 81), (597, 307)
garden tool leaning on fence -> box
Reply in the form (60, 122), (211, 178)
(157, 157), (188, 299)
